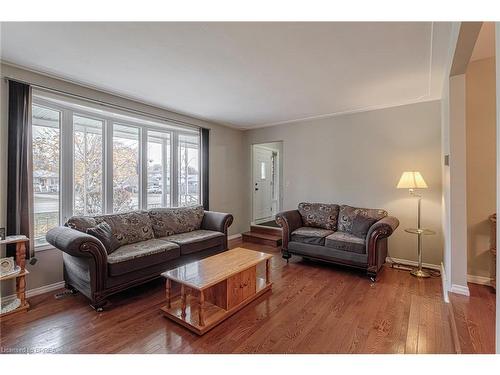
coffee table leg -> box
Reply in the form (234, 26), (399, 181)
(165, 279), (171, 309)
(199, 290), (205, 326)
(181, 284), (187, 319)
(266, 259), (271, 284)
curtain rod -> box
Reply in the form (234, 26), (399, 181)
(4, 76), (206, 131)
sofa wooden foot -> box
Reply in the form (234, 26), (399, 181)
(91, 300), (108, 312)
(282, 251), (291, 263)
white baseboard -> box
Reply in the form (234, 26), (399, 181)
(450, 284), (470, 296)
(1, 281), (65, 306)
(441, 262), (450, 303)
(467, 274), (493, 286)
(385, 256), (441, 271)
(228, 233), (242, 241)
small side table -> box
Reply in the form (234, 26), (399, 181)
(405, 228), (436, 278)
(0, 235), (30, 317)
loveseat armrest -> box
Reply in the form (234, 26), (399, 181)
(366, 216), (400, 275)
(46, 226), (108, 262)
(366, 216), (399, 240)
(276, 210), (303, 250)
(201, 211), (234, 234)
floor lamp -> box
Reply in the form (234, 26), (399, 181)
(397, 171), (433, 278)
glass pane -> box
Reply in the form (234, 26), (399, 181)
(260, 161), (266, 179)
(32, 105), (60, 247)
(73, 115), (104, 216)
(178, 133), (200, 207)
(147, 130), (171, 209)
(113, 124), (140, 213)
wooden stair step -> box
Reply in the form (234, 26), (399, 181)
(242, 231), (282, 247)
(250, 224), (282, 236)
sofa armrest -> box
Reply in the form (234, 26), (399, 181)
(46, 226), (107, 259)
(46, 226), (108, 275)
(201, 211), (234, 234)
(276, 210), (303, 250)
(366, 216), (399, 273)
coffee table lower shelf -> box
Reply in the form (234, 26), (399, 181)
(161, 278), (272, 335)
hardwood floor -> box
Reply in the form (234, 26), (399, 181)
(449, 283), (496, 354)
(0, 240), (494, 354)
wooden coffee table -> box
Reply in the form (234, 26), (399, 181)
(161, 247), (273, 335)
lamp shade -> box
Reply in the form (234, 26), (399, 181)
(397, 171), (428, 189)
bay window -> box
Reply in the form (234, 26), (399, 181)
(32, 90), (202, 249)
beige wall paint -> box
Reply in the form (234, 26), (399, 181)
(448, 74), (469, 290)
(0, 63), (246, 294)
(466, 57), (497, 279)
(244, 101), (444, 265)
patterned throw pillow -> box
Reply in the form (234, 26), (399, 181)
(66, 216), (97, 233)
(93, 211), (155, 246)
(338, 205), (387, 236)
(297, 202), (340, 230)
(87, 222), (121, 255)
(149, 206), (205, 237)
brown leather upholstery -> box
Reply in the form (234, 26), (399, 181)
(47, 209), (233, 310)
(276, 204), (399, 280)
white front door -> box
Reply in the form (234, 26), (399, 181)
(253, 147), (273, 221)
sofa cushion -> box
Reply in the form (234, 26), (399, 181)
(107, 239), (180, 276)
(325, 231), (366, 254)
(337, 205), (387, 235)
(291, 227), (335, 246)
(160, 229), (224, 255)
(298, 202), (339, 230)
(67, 210), (155, 246)
(350, 215), (378, 239)
(149, 205), (205, 237)
(86, 222), (121, 255)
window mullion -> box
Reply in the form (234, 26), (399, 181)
(171, 131), (179, 207)
(105, 120), (114, 214)
(60, 109), (73, 223)
(140, 127), (147, 210)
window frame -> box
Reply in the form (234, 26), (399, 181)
(31, 93), (202, 251)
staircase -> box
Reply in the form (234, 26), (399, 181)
(242, 224), (282, 247)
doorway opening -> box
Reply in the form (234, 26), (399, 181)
(251, 142), (283, 225)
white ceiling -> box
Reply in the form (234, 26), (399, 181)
(0, 22), (452, 129)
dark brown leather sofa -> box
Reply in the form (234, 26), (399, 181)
(276, 203), (399, 280)
(46, 206), (233, 311)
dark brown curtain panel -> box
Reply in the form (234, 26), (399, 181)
(7, 80), (34, 258)
(201, 128), (209, 210)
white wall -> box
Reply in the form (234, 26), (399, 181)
(0, 63), (246, 294)
(448, 74), (469, 293)
(244, 101), (444, 265)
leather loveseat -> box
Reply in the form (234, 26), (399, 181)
(276, 202), (399, 280)
(46, 206), (233, 311)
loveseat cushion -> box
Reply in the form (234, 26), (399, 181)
(291, 227), (335, 246)
(149, 205), (205, 237)
(107, 239), (180, 276)
(337, 205), (387, 236)
(160, 229), (224, 255)
(298, 202), (340, 230)
(67, 210), (155, 246)
(325, 231), (366, 254)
